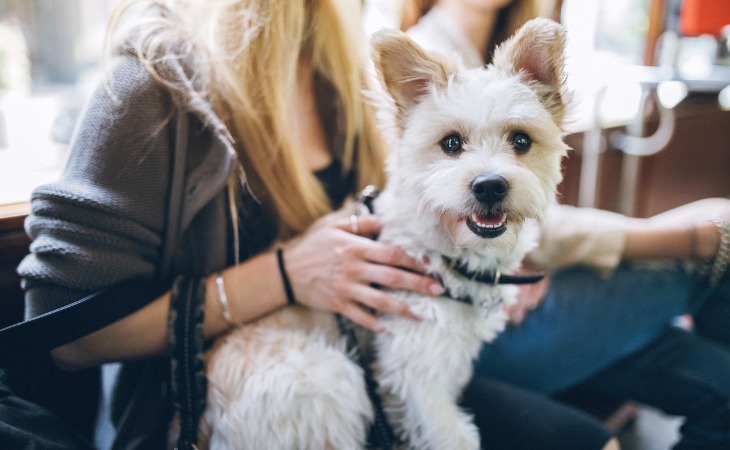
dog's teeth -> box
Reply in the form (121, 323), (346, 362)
(470, 213), (506, 228)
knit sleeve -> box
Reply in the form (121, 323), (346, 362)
(17, 54), (176, 317)
(527, 204), (629, 274)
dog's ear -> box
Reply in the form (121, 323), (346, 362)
(371, 28), (457, 118)
(492, 18), (569, 124)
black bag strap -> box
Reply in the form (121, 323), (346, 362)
(163, 112), (207, 450)
(0, 111), (190, 368)
(0, 279), (168, 367)
(168, 276), (206, 450)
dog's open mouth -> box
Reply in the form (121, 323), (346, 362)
(466, 212), (507, 238)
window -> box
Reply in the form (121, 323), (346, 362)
(0, 0), (121, 206)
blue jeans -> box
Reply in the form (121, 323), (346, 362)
(477, 262), (730, 449)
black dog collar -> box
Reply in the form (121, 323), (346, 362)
(442, 256), (545, 285)
(437, 257), (544, 306)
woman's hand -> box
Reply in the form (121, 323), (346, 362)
(281, 211), (443, 331)
(504, 271), (550, 325)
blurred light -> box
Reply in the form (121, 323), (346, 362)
(676, 35), (717, 79)
(657, 81), (688, 109)
(719, 85), (730, 110)
(678, 56), (714, 79)
(599, 81), (643, 125)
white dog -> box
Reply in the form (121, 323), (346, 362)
(199, 18), (570, 450)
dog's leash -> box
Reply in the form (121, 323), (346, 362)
(336, 185), (398, 450)
(334, 314), (397, 449)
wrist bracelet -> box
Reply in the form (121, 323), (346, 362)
(276, 248), (297, 306)
(215, 272), (238, 326)
(708, 216), (730, 286)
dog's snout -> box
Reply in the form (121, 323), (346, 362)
(472, 174), (509, 204)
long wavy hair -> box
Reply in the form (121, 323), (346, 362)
(399, 0), (544, 64)
(105, 0), (387, 239)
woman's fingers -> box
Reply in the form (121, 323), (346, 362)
(285, 212), (443, 328)
(333, 214), (443, 296)
(359, 259), (443, 297)
(357, 241), (444, 296)
(365, 240), (425, 272)
(337, 287), (421, 332)
(338, 301), (383, 332)
(334, 213), (382, 237)
(346, 283), (421, 321)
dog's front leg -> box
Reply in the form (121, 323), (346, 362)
(375, 313), (483, 450)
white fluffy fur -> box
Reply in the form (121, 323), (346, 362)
(199, 18), (570, 450)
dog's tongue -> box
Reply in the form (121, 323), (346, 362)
(471, 212), (506, 227)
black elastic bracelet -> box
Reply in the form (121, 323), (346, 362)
(276, 248), (297, 306)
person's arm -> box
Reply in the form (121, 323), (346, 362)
(509, 198), (730, 324)
(21, 54), (440, 371)
(50, 249), (288, 369)
(51, 213), (440, 370)
(623, 198), (729, 261)
(529, 198), (730, 271)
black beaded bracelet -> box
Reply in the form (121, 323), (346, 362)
(276, 248), (297, 306)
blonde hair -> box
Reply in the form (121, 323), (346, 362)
(106, 0), (386, 239)
(399, 0), (543, 63)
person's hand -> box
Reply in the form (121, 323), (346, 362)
(281, 211), (444, 332)
(504, 271), (550, 325)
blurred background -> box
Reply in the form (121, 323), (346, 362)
(0, 0), (119, 205)
(1, 0), (728, 212)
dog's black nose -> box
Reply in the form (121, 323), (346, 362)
(472, 174), (509, 204)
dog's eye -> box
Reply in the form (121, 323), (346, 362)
(511, 132), (531, 154)
(439, 134), (463, 155)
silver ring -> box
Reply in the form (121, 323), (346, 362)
(350, 214), (360, 234)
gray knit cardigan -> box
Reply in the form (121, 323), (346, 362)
(18, 53), (236, 319)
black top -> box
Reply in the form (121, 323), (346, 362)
(236, 160), (356, 260)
